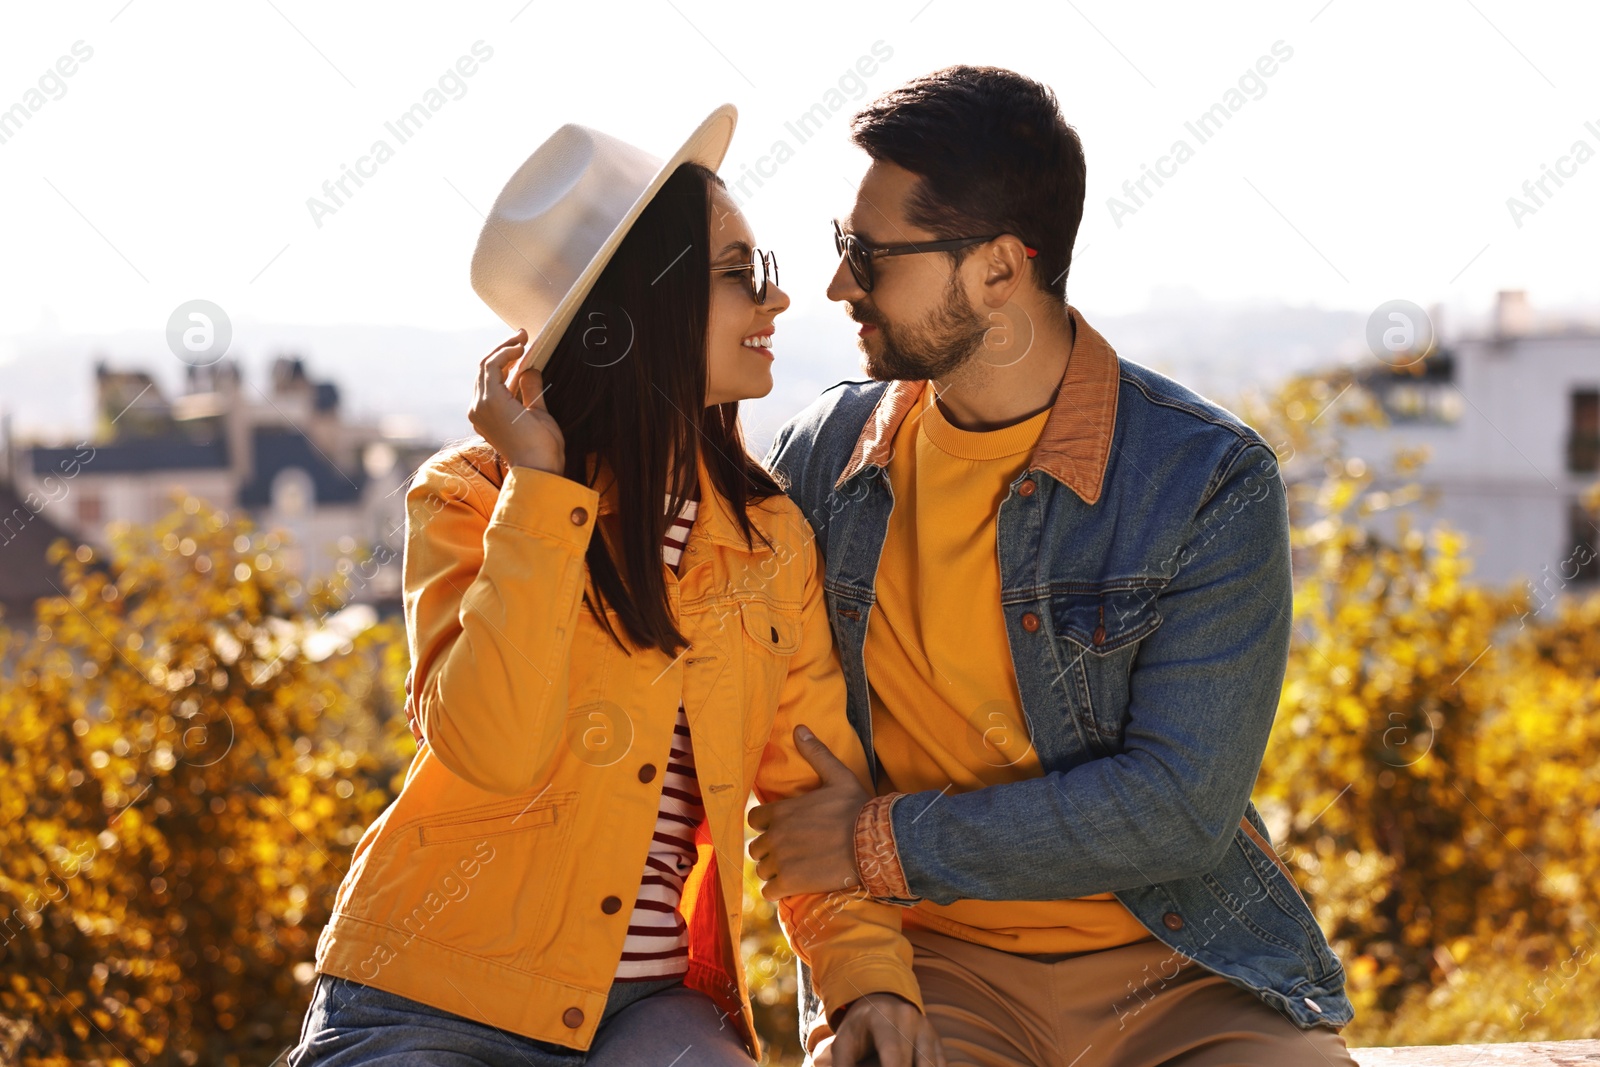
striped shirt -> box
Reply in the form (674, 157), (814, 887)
(614, 496), (704, 981)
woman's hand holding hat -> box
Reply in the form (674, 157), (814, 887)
(468, 329), (566, 475)
(469, 105), (737, 374)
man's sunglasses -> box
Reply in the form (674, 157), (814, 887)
(709, 248), (779, 305)
(832, 219), (1037, 293)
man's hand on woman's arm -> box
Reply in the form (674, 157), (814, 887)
(747, 725), (871, 900)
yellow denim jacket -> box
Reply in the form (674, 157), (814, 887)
(312, 441), (921, 1058)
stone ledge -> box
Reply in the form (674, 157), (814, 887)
(841, 1040), (1600, 1067)
(1352, 1040), (1600, 1065)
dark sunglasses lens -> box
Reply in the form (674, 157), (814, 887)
(760, 252), (777, 304)
(850, 241), (872, 291)
(833, 225), (869, 290)
(748, 251), (767, 304)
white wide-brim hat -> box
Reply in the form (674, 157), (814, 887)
(470, 103), (738, 372)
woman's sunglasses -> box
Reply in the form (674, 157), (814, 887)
(832, 218), (1038, 293)
(709, 248), (779, 305)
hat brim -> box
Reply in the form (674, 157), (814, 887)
(476, 103), (738, 373)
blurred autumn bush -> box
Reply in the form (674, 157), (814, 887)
(1241, 370), (1600, 1045)
(2, 367), (1598, 1065)
(0, 497), (415, 1066)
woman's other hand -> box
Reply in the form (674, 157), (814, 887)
(468, 329), (566, 474)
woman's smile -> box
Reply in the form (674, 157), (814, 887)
(741, 327), (776, 359)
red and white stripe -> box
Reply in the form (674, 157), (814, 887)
(660, 497), (695, 572)
(614, 496), (704, 981)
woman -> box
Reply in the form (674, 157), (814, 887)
(288, 109), (936, 1066)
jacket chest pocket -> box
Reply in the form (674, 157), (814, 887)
(1047, 589), (1163, 755)
(737, 598), (801, 753)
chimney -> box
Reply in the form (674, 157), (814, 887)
(1494, 290), (1532, 338)
(1427, 302), (1445, 344)
(225, 359), (253, 490)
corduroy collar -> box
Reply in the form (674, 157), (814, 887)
(833, 304), (1120, 506)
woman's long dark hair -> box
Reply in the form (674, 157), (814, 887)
(438, 162), (782, 656)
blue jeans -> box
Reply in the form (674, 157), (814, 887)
(287, 974), (756, 1066)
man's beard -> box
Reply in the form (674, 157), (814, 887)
(856, 275), (987, 381)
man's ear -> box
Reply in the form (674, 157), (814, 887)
(978, 235), (1033, 308)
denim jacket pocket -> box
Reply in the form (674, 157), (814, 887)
(1047, 589), (1164, 755)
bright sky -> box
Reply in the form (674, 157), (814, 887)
(2, 0), (1596, 350)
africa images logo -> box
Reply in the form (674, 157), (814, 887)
(306, 41), (495, 228)
(1107, 40), (1294, 228)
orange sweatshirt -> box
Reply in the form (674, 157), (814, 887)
(865, 383), (1155, 953)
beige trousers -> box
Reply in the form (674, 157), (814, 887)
(863, 925), (1361, 1067)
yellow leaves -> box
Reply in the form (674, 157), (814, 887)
(1333, 694), (1367, 731)
(1240, 368), (1600, 1044)
(1301, 517), (1339, 546)
(1323, 476), (1361, 516)
(1, 497), (410, 1064)
(1348, 954), (1380, 985)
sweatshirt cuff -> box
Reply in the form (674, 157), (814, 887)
(853, 793), (921, 904)
(490, 465), (601, 549)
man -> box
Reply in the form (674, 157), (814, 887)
(747, 66), (1360, 1067)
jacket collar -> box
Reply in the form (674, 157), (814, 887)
(591, 445), (773, 551)
(832, 304), (1120, 506)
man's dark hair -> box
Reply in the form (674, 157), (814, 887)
(850, 65), (1086, 301)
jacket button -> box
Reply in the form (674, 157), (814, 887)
(562, 1006), (584, 1028)
(769, 625), (779, 643)
(1304, 996), (1322, 1012)
(637, 763), (656, 783)
(1018, 479), (1036, 497)
(569, 506), (589, 525)
(601, 895), (622, 914)
(1021, 612), (1040, 633)
(1162, 911), (1184, 931)
(1093, 625), (1106, 645)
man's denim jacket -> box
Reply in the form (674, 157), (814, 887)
(764, 306), (1353, 1052)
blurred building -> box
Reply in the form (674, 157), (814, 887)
(1339, 290), (1600, 599)
(0, 355), (441, 624)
